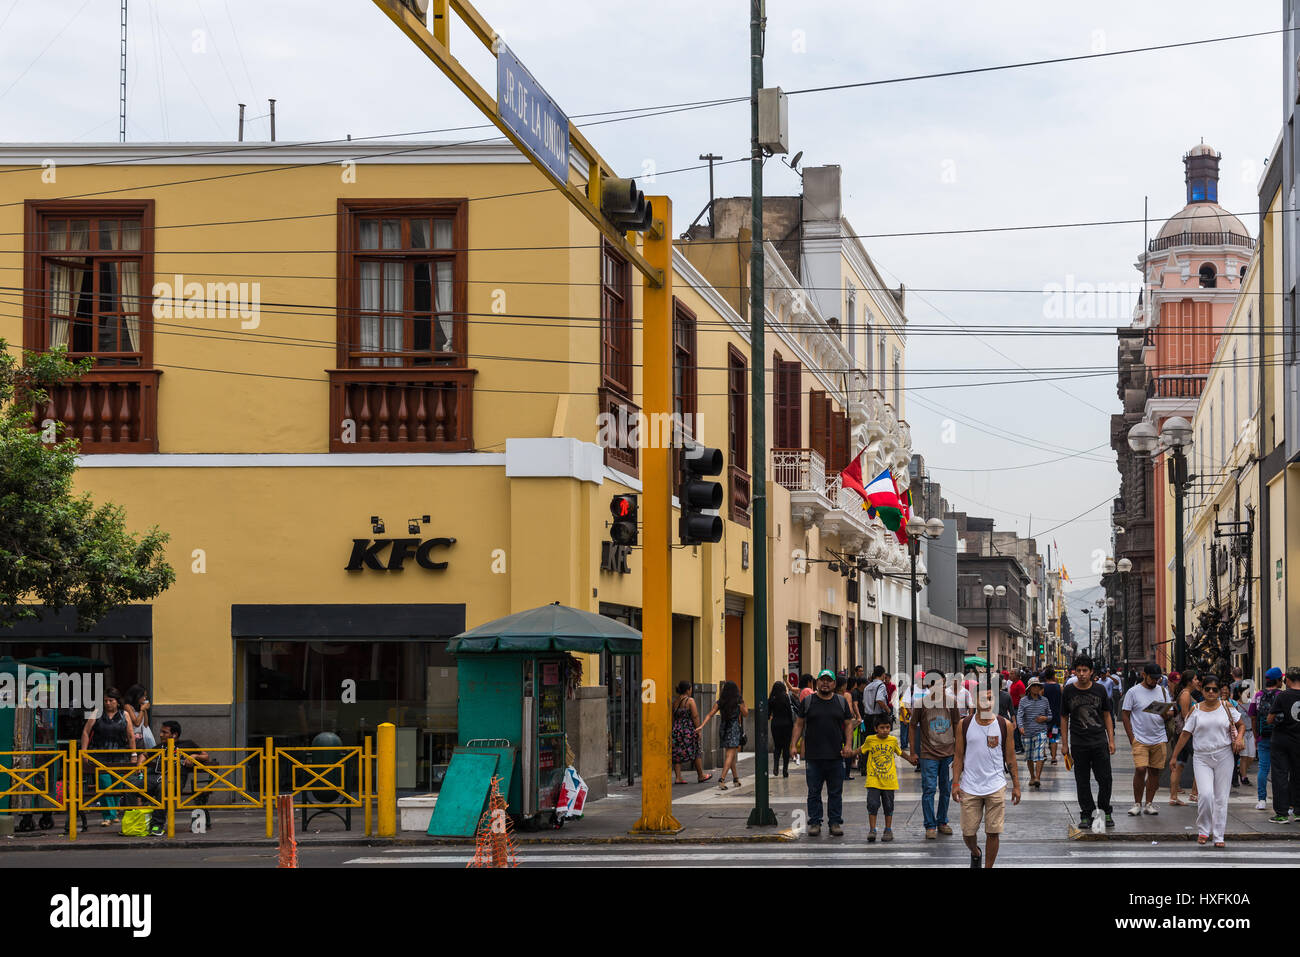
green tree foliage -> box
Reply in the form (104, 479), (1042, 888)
(0, 346), (174, 628)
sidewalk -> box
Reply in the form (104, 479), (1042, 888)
(3, 739), (1296, 850)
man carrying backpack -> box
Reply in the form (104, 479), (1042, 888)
(1267, 666), (1300, 824)
(790, 669), (856, 837)
(1251, 667), (1284, 810)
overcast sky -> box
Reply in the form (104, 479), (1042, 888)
(0, 1), (1284, 590)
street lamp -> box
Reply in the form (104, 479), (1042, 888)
(1127, 417), (1192, 673)
(1026, 580), (1039, 671)
(907, 515), (944, 687)
(1117, 557), (1132, 684)
(983, 583), (1006, 689)
(1105, 596), (1115, 675)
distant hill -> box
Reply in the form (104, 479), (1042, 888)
(1063, 585), (1106, 653)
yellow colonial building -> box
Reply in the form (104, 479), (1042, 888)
(0, 142), (947, 795)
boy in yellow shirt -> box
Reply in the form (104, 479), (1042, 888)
(860, 715), (918, 842)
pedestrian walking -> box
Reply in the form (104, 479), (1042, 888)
(1169, 672), (1203, 806)
(697, 680), (747, 790)
(1235, 682), (1255, 788)
(837, 676), (858, 780)
(1061, 656), (1116, 829)
(1250, 667), (1284, 809)
(1121, 663), (1175, 816)
(767, 681), (795, 779)
(1016, 678), (1052, 788)
(1041, 668), (1063, 765)
(909, 671), (961, 839)
(1266, 666), (1300, 824)
(860, 715), (918, 843)
(860, 666), (890, 726)
(671, 681), (712, 784)
(952, 686), (1021, 868)
(1171, 675), (1244, 846)
(790, 669), (856, 837)
(1010, 671), (1027, 754)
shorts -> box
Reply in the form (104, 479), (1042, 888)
(1131, 741), (1168, 769)
(1241, 730), (1256, 758)
(866, 787), (895, 816)
(1025, 731), (1048, 762)
(960, 789), (1006, 836)
(1047, 725), (1060, 742)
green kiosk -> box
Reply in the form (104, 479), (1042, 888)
(0, 658), (61, 831)
(428, 603), (640, 835)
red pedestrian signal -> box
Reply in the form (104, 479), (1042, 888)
(610, 494), (638, 546)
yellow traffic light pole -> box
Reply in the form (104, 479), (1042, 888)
(634, 199), (680, 832)
(367, 0), (678, 831)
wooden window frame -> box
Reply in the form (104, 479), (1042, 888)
(23, 200), (156, 366)
(728, 344), (747, 472)
(600, 239), (634, 398)
(336, 199), (469, 369)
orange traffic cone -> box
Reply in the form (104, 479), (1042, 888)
(467, 775), (518, 868)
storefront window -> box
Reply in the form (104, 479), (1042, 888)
(234, 639), (455, 792)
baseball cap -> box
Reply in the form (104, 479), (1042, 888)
(1265, 666), (1284, 680)
(817, 669), (835, 680)
(1142, 663), (1162, 676)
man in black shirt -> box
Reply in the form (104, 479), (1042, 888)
(791, 668), (855, 837)
(1267, 667), (1300, 822)
(1061, 656), (1116, 829)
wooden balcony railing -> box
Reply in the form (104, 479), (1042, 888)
(729, 464), (751, 526)
(597, 387), (639, 476)
(1146, 374), (1206, 400)
(33, 368), (161, 453)
(328, 368), (475, 452)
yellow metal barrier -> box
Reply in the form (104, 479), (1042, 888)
(1, 740), (383, 841)
(0, 749), (66, 813)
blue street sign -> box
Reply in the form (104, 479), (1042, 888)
(496, 42), (570, 183)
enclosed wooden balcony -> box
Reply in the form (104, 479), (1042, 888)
(328, 368), (475, 452)
(33, 368), (161, 453)
(729, 464), (751, 526)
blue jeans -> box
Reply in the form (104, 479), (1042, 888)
(920, 756), (953, 829)
(900, 723), (910, 751)
(1257, 738), (1272, 802)
(805, 758), (844, 827)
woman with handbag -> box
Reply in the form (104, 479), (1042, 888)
(1170, 675), (1245, 847)
(698, 680), (747, 790)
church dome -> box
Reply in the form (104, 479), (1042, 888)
(1148, 143), (1253, 252)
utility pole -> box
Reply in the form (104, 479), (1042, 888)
(746, 0), (776, 828)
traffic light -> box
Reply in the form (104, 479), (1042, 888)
(610, 494), (638, 546)
(1038, 642), (1045, 655)
(678, 444), (723, 545)
(600, 176), (653, 232)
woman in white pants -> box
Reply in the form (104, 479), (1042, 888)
(1171, 676), (1244, 847)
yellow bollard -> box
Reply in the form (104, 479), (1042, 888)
(265, 737), (275, 839)
(377, 723), (396, 837)
(166, 738), (175, 838)
(67, 741), (77, 843)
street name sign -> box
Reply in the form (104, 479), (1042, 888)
(496, 42), (570, 182)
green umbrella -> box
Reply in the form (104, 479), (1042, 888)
(964, 655), (991, 668)
(448, 602), (642, 655)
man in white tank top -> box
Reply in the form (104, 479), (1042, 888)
(951, 685), (1021, 868)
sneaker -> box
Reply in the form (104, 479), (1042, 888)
(1143, 803), (1159, 815)
(1256, 800), (1268, 810)
(1105, 813), (1116, 828)
(882, 828), (894, 843)
(148, 824), (164, 836)
(829, 823), (843, 837)
(1267, 815), (1289, 824)
(1241, 776), (1251, 785)
(937, 824), (953, 835)
(970, 851), (982, 869)
(807, 824), (821, 836)
(1128, 803), (1142, 816)
(1078, 814), (1093, 829)
(867, 828), (877, 843)
(925, 828), (938, 840)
